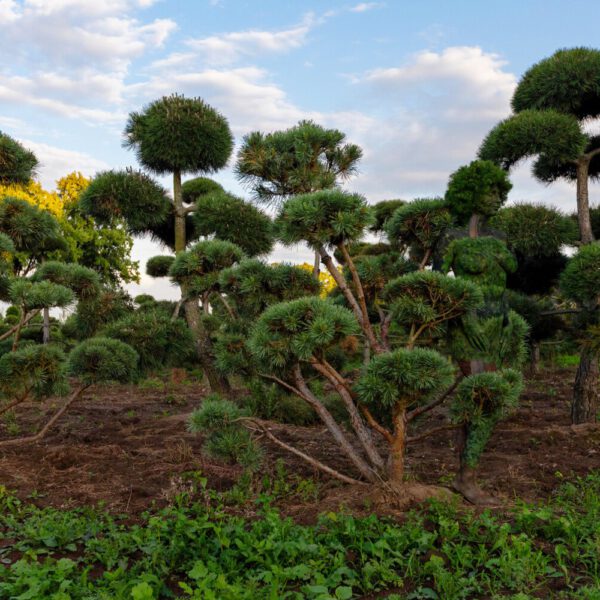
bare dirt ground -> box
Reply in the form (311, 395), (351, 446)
(0, 366), (598, 516)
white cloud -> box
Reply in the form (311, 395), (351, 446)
(22, 140), (109, 189)
(185, 13), (314, 66)
(365, 46), (516, 121)
(350, 2), (383, 13)
(0, 0), (18, 23)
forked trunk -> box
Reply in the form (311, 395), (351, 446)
(173, 169), (230, 394)
(571, 347), (599, 424)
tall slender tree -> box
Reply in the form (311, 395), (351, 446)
(479, 47), (600, 245)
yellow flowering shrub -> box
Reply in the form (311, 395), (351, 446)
(0, 180), (63, 217)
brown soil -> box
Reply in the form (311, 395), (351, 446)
(0, 366), (598, 516)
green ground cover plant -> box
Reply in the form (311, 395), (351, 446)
(1, 473), (600, 599)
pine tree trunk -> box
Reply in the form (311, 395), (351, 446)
(576, 158), (595, 245)
(173, 169), (229, 394)
(42, 308), (50, 344)
(571, 347), (599, 424)
(388, 404), (407, 483)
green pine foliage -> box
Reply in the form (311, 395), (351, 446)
(236, 120), (362, 203)
(0, 197), (64, 258)
(146, 255), (175, 278)
(369, 199), (406, 233)
(490, 204), (578, 257)
(479, 110), (587, 175)
(9, 279), (73, 311)
(448, 310), (530, 369)
(356, 348), (455, 409)
(383, 271), (483, 338)
(512, 47), (600, 120)
(181, 177), (224, 204)
(385, 198), (452, 253)
(248, 297), (359, 372)
(0, 132), (38, 184)
(219, 260), (321, 319)
(67, 337), (138, 385)
(32, 261), (100, 301)
(192, 191), (274, 257)
(124, 94), (233, 176)
(79, 169), (171, 234)
(445, 160), (512, 223)
(443, 237), (517, 290)
(169, 240), (244, 297)
(0, 344), (69, 401)
(451, 369), (524, 467)
(560, 243), (600, 304)
(188, 395), (262, 469)
(276, 189), (372, 249)
(100, 310), (195, 375)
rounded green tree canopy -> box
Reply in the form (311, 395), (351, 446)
(192, 191), (273, 257)
(68, 337), (138, 385)
(146, 255), (175, 278)
(219, 259), (321, 318)
(560, 242), (600, 304)
(356, 348), (455, 409)
(478, 110), (587, 176)
(79, 169), (171, 234)
(0, 132), (38, 185)
(0, 344), (69, 400)
(169, 239), (244, 296)
(236, 120), (362, 203)
(445, 160), (512, 223)
(383, 270), (483, 332)
(182, 177), (224, 204)
(248, 297), (359, 371)
(489, 203), (578, 257)
(276, 189), (372, 249)
(33, 261), (101, 301)
(100, 310), (195, 374)
(385, 198), (452, 251)
(124, 94), (234, 176)
(512, 47), (600, 120)
(9, 279), (74, 311)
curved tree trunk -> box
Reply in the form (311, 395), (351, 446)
(173, 169), (229, 394)
(572, 347), (599, 424)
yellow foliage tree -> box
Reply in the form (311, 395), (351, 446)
(298, 262), (337, 297)
(0, 180), (63, 217)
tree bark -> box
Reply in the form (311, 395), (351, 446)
(576, 157), (595, 245)
(468, 214), (481, 239)
(571, 347), (599, 424)
(311, 360), (385, 471)
(388, 403), (407, 483)
(42, 308), (50, 344)
(293, 366), (377, 482)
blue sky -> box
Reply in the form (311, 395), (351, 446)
(1, 0), (599, 299)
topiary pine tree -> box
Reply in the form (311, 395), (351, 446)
(236, 120), (362, 275)
(560, 243), (600, 423)
(124, 94), (233, 253)
(445, 160), (512, 237)
(479, 47), (600, 244)
(80, 95), (235, 393)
